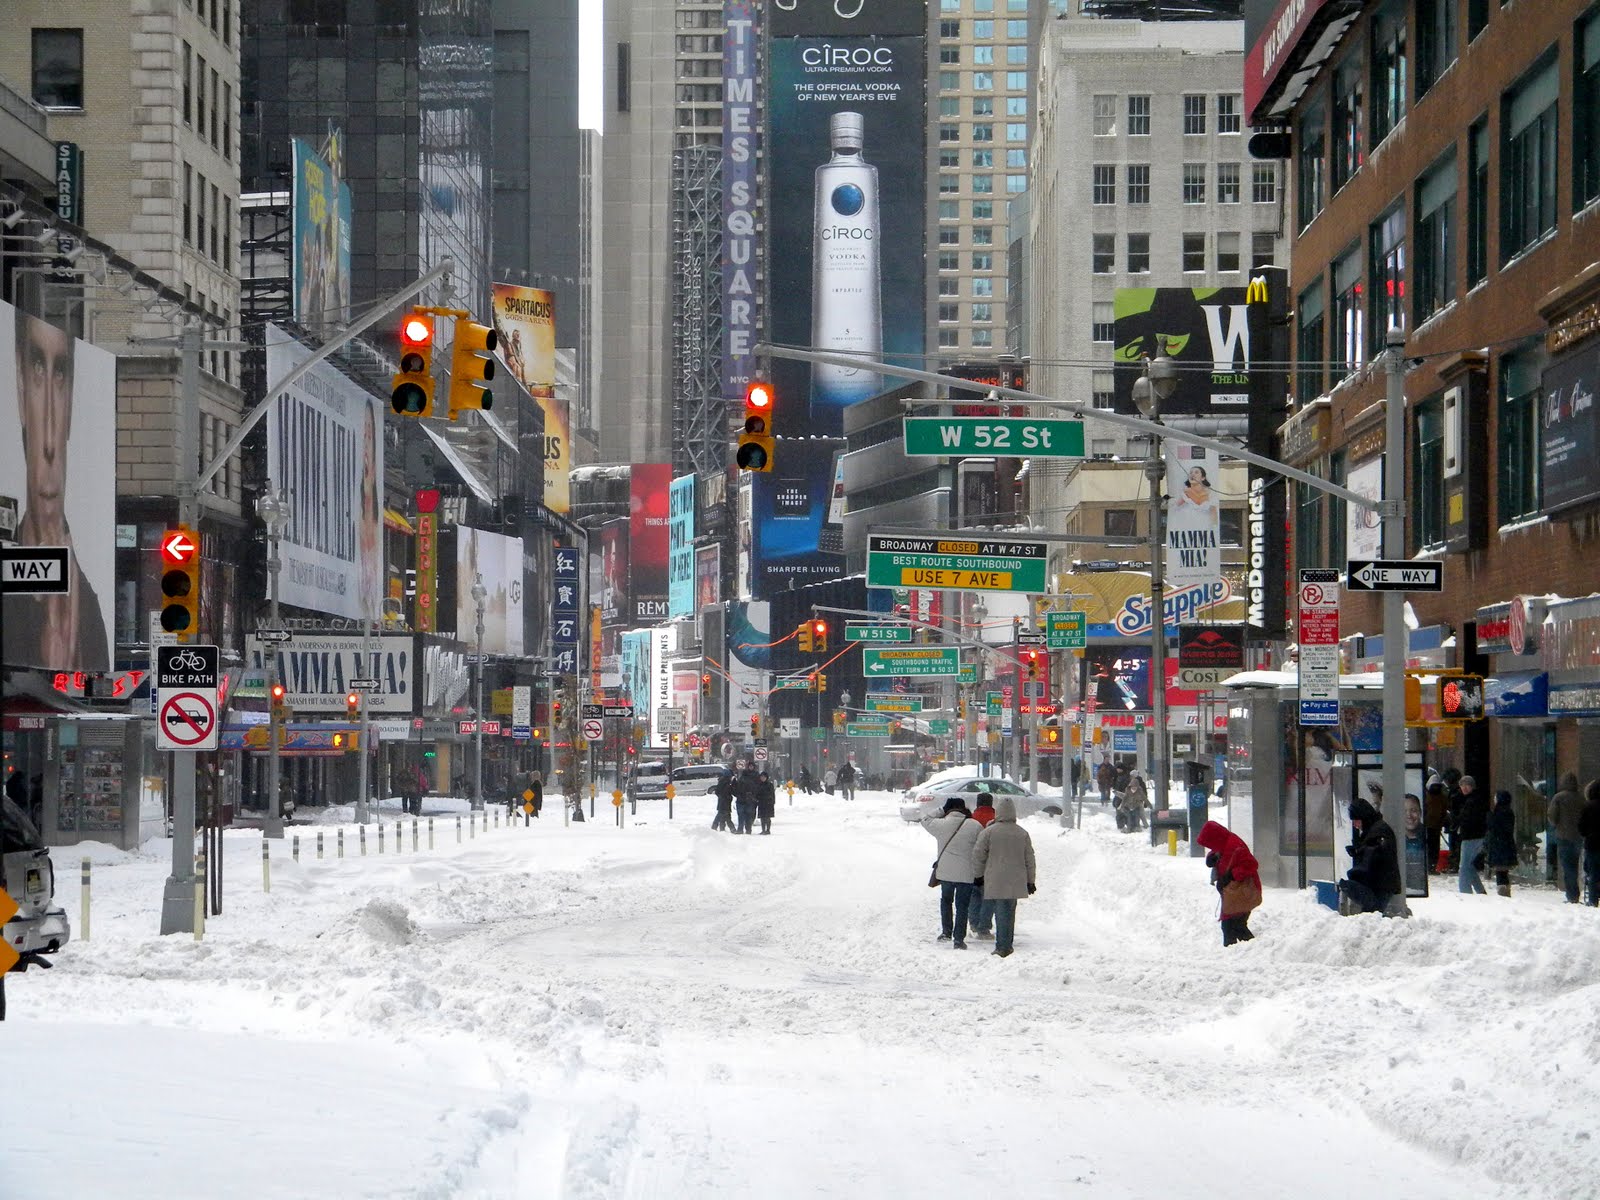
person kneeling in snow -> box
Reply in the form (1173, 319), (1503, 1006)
(1195, 820), (1261, 946)
(1339, 795), (1404, 916)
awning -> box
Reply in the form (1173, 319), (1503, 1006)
(383, 507), (414, 534)
(418, 422), (495, 504)
(1486, 672), (1549, 718)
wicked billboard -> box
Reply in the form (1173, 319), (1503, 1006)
(1113, 287), (1252, 417)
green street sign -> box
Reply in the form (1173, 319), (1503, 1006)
(958, 662), (976, 684)
(985, 690), (1003, 716)
(1045, 610), (1088, 649)
(846, 722), (892, 737)
(866, 534), (1049, 594)
(775, 677), (813, 691)
(865, 694), (923, 713)
(845, 623), (912, 643)
(927, 719), (951, 735)
(903, 416), (1086, 458)
(863, 646), (962, 677)
(810, 728), (827, 741)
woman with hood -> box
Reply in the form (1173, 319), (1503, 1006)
(1485, 789), (1520, 897)
(1195, 820), (1261, 945)
(922, 798), (982, 948)
(1340, 795), (1403, 915)
(971, 796), (1037, 958)
(755, 771), (776, 835)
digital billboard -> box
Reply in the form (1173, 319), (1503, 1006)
(669, 474), (697, 618)
(1113, 287), (1252, 416)
(292, 137), (352, 332)
(630, 464), (671, 624)
(454, 527), (525, 656)
(0, 301), (116, 672)
(599, 518), (628, 626)
(490, 283), (568, 514)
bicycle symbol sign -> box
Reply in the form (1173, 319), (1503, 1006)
(156, 643), (218, 688)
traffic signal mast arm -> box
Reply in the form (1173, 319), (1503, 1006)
(809, 604), (1040, 671)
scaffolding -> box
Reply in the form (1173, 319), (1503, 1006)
(670, 143), (725, 479)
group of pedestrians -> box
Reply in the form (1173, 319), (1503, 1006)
(921, 786), (1036, 957)
(712, 765), (776, 835)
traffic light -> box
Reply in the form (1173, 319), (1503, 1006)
(269, 681), (288, 724)
(797, 621), (813, 653)
(346, 691), (360, 720)
(1404, 676), (1422, 723)
(811, 619), (828, 654)
(447, 315), (498, 418)
(750, 714), (761, 738)
(159, 525), (201, 639)
(700, 672), (713, 698)
(391, 310), (436, 416)
(553, 699), (564, 724)
(332, 731), (345, 749)
(736, 380), (775, 472)
(1023, 647), (1041, 681)
(1044, 726), (1061, 745)
(815, 673), (827, 693)
(1440, 675), (1485, 721)
(832, 709), (846, 733)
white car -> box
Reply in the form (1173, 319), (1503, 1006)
(669, 764), (728, 796)
(898, 775), (1064, 823)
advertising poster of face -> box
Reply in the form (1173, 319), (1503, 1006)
(630, 464), (672, 623)
(0, 301), (116, 672)
(1112, 287), (1251, 416)
(599, 518), (628, 625)
(489, 283), (568, 514)
(668, 474), (697, 618)
(1345, 456), (1384, 562)
(454, 527), (525, 656)
(760, 4), (925, 596)
(726, 600), (771, 729)
(291, 138), (352, 332)
(695, 544), (722, 612)
(265, 329), (385, 621)
(1165, 441), (1223, 589)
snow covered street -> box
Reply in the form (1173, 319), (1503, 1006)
(6, 790), (1597, 1199)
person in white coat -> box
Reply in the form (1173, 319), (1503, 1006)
(922, 798), (982, 948)
(972, 796), (1037, 958)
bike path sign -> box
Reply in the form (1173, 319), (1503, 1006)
(156, 644), (220, 751)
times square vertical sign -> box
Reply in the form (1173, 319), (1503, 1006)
(722, 0), (758, 403)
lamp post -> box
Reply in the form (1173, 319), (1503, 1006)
(969, 595), (987, 769)
(472, 573), (487, 811)
(1131, 355), (1178, 846)
(258, 485), (289, 840)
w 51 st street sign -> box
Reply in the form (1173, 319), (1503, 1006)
(903, 417), (1085, 458)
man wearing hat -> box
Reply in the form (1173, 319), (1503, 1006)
(921, 797), (981, 948)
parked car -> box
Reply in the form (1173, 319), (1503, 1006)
(669, 764), (728, 796)
(2, 793), (70, 969)
(898, 775), (1063, 823)
(626, 761), (670, 803)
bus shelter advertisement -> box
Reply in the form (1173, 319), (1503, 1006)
(760, 7), (926, 596)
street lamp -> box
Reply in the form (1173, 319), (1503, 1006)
(257, 485), (289, 839)
(1131, 355), (1178, 846)
(472, 573), (487, 811)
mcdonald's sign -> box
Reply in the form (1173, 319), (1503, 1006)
(1246, 275), (1271, 305)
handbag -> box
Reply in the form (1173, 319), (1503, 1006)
(928, 818), (966, 888)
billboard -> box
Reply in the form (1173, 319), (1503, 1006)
(695, 544), (722, 612)
(722, 0), (758, 403)
(245, 633), (413, 714)
(1113, 287), (1251, 416)
(490, 283), (568, 514)
(265, 328), (385, 621)
(599, 517), (628, 625)
(1165, 441), (1223, 590)
(630, 465), (671, 624)
(0, 301), (116, 672)
(669, 474), (697, 618)
(762, 12), (926, 594)
(454, 527), (525, 656)
(292, 138), (352, 331)
(1541, 343), (1600, 514)
(1345, 456), (1384, 562)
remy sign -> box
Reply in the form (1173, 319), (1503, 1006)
(866, 534), (1049, 594)
(902, 417), (1085, 458)
(863, 647), (962, 677)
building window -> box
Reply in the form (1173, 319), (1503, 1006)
(938, 328), (959, 349)
(1468, 0), (1489, 40)
(183, 162), (193, 244)
(1127, 233), (1150, 273)
(939, 149), (960, 169)
(183, 42), (192, 124)
(971, 303), (993, 323)
(1006, 148), (1027, 169)
(1579, 7), (1600, 211)
(1007, 46), (1027, 66)
(1092, 302), (1115, 342)
(32, 29), (84, 108)
(1005, 72), (1027, 91)
(940, 174), (960, 194)
(1217, 161), (1241, 203)
(1369, 203), (1406, 341)
(1105, 509), (1138, 538)
(1183, 233), (1206, 272)
(1183, 93), (1207, 135)
(971, 149), (993, 168)
(939, 227), (960, 246)
(940, 19), (960, 37)
(1093, 164), (1117, 205)
(973, 200), (993, 219)
(1332, 51), (1365, 190)
(1416, 0), (1457, 97)
(1297, 280), (1326, 404)
(941, 46), (961, 65)
(1092, 371), (1116, 408)
(210, 182), (219, 262)
(972, 123), (994, 142)
(973, 175), (994, 194)
(972, 252), (994, 271)
(973, 226), (993, 245)
(973, 72), (994, 91)
(1370, 0), (1408, 145)
(210, 69), (220, 149)
(939, 200), (959, 221)
(940, 124), (960, 143)
(1332, 246), (1365, 379)
(1413, 397), (1445, 549)
(1468, 116), (1490, 286)
(1295, 480), (1324, 574)
(1217, 94), (1242, 134)
(1497, 345), (1544, 523)
(973, 45), (994, 66)
(971, 328), (994, 348)
(975, 98), (994, 116)
(1006, 123), (1027, 141)
(1093, 234), (1115, 273)
(940, 71), (960, 91)
(939, 251), (959, 272)
(939, 277), (959, 297)
(940, 97), (960, 117)
(1414, 150), (1457, 324)
(939, 303), (960, 323)
(1216, 232), (1241, 273)
(223, 81), (232, 160)
(1007, 20), (1026, 37)
(1297, 98), (1327, 228)
(1127, 163), (1150, 204)
(1182, 163), (1206, 204)
(1007, 97), (1027, 117)
(1128, 94), (1150, 136)
(1251, 162), (1277, 203)
(1252, 232), (1277, 268)
(1501, 54), (1559, 262)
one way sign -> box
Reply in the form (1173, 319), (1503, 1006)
(0, 546), (70, 594)
(1345, 559), (1443, 592)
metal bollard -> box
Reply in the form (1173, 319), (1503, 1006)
(470, 811), (476, 839)
(412, 818), (419, 851)
(493, 809), (499, 829)
(292, 835), (300, 863)
(81, 857), (91, 940)
(360, 825), (367, 855)
(193, 850), (206, 941)
(1168, 829), (1178, 856)
(395, 821), (402, 853)
(262, 839), (271, 893)
(338, 828), (344, 858)
(428, 817), (434, 849)
(379, 822), (385, 853)
(456, 815), (462, 843)
(317, 831), (324, 860)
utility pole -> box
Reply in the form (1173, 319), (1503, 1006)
(1381, 328), (1411, 913)
(1009, 616), (1022, 781)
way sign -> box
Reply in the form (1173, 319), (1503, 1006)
(863, 646), (962, 677)
(348, 677), (380, 690)
(844, 623), (912, 643)
(1345, 559), (1444, 592)
(866, 534), (1049, 594)
(603, 704), (635, 719)
(256, 629), (292, 643)
(158, 691), (218, 750)
(160, 529), (198, 565)
(0, 546), (69, 594)
(902, 416), (1086, 458)
(581, 718), (604, 742)
(657, 706), (687, 735)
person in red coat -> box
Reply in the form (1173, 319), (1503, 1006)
(968, 787), (999, 938)
(1195, 820), (1262, 946)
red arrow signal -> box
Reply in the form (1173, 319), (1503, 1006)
(161, 529), (198, 565)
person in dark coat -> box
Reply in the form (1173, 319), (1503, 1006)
(734, 766), (760, 834)
(798, 766), (815, 795)
(1579, 779), (1600, 907)
(1485, 789), (1520, 897)
(1423, 780), (1448, 873)
(1341, 796), (1404, 915)
(836, 761), (857, 801)
(1547, 772), (1585, 903)
(712, 768), (735, 832)
(755, 771), (776, 834)
(528, 772), (544, 819)
(1095, 759), (1115, 806)
(1452, 775), (1490, 894)
(1195, 820), (1261, 945)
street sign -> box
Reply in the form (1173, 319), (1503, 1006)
(580, 703), (604, 719)
(603, 704), (635, 719)
(865, 694), (923, 713)
(348, 677), (380, 690)
(902, 416), (1086, 458)
(512, 686), (531, 731)
(810, 728), (826, 741)
(158, 691), (218, 750)
(0, 546), (69, 594)
(256, 629), (292, 643)
(1345, 559), (1444, 592)
(1297, 568), (1341, 727)
(927, 719), (951, 735)
(1045, 610), (1087, 649)
(845, 722), (892, 737)
(1017, 632), (1046, 646)
(581, 718), (604, 741)
(862, 646), (962, 677)
(779, 717), (801, 738)
(844, 622), (912, 642)
(512, 725), (531, 740)
(657, 706), (687, 735)
(775, 677), (813, 691)
(958, 662), (976, 684)
(0, 890), (19, 972)
(753, 745), (769, 762)
(1177, 624), (1245, 684)
(865, 534), (1049, 594)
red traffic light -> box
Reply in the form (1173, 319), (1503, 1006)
(270, 682), (286, 703)
(160, 528), (197, 566)
(402, 316), (433, 347)
(746, 380), (773, 411)
(812, 619), (827, 636)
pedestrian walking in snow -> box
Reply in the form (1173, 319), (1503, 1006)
(799, 766), (815, 795)
(922, 798), (981, 948)
(756, 771), (776, 834)
(734, 766), (759, 834)
(968, 787), (998, 940)
(1096, 759), (1114, 806)
(1485, 789), (1520, 897)
(1116, 771), (1148, 833)
(823, 767), (837, 796)
(971, 796), (1036, 958)
(837, 761), (857, 801)
(1195, 820), (1261, 945)
(1424, 780), (1448, 873)
(1339, 796), (1403, 915)
(1548, 773), (1585, 903)
(1579, 780), (1600, 907)
(1452, 776), (1490, 894)
(712, 768), (735, 832)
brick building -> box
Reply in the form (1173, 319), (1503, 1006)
(1248, 0), (1600, 797)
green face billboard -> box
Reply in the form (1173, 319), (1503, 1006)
(1112, 287), (1251, 417)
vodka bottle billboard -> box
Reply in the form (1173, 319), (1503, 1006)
(811, 111), (881, 408)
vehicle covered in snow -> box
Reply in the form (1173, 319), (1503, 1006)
(2, 792), (70, 967)
(898, 771), (1063, 822)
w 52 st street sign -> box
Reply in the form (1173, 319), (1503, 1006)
(903, 417), (1085, 458)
